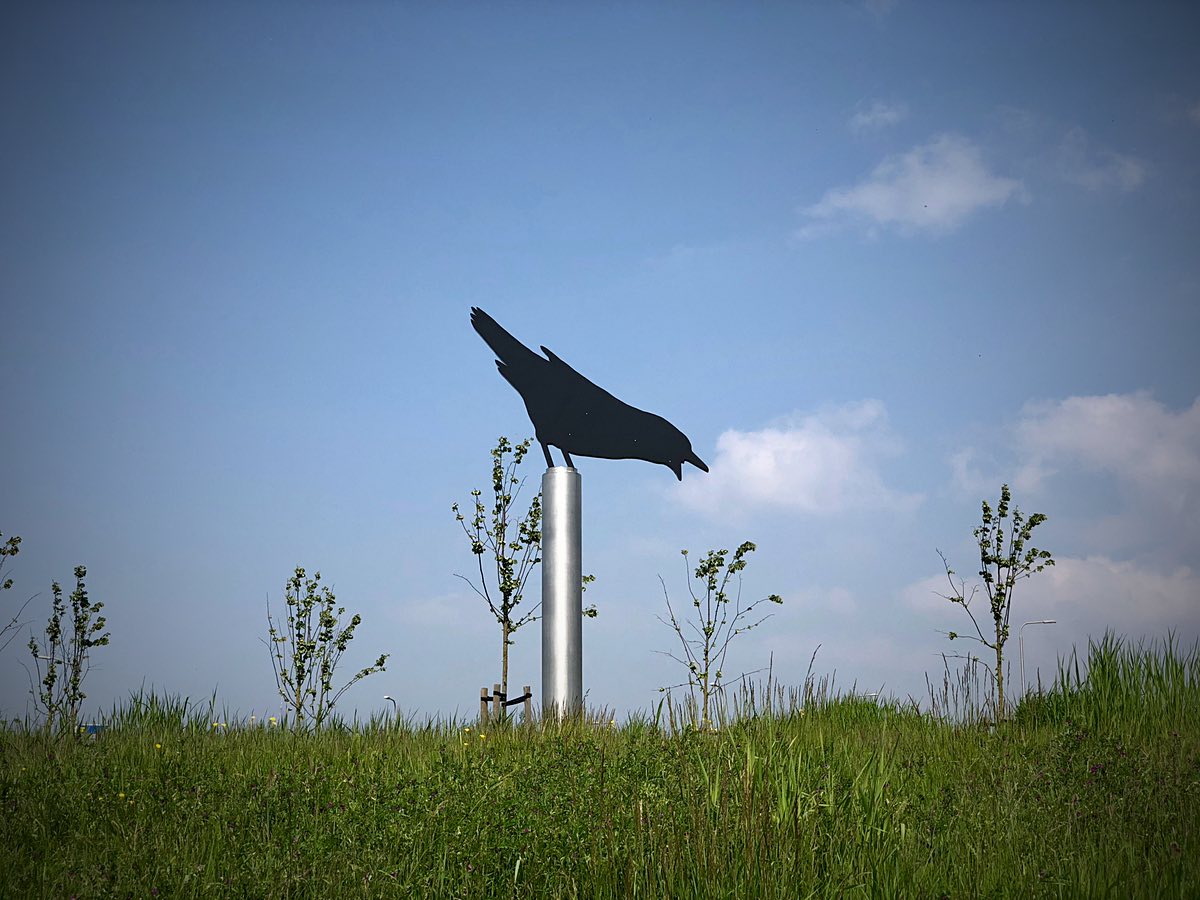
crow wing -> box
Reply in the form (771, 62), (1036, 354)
(538, 346), (632, 415)
(537, 345), (672, 459)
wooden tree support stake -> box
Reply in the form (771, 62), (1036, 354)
(478, 685), (535, 725)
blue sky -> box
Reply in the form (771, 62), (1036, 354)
(3, 3), (1198, 723)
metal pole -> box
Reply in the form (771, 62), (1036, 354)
(1019, 619), (1056, 697)
(541, 466), (582, 718)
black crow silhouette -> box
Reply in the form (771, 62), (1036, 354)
(471, 307), (709, 480)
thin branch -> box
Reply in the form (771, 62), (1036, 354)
(454, 572), (499, 619)
(0, 594), (35, 653)
(937, 549), (989, 644)
(941, 650), (996, 682)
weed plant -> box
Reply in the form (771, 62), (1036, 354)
(2, 636), (1197, 898)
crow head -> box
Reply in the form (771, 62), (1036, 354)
(667, 448), (709, 481)
(648, 417), (708, 481)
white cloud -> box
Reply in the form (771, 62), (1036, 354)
(849, 100), (908, 132)
(800, 134), (1024, 236)
(1016, 392), (1200, 494)
(676, 400), (922, 516)
(1056, 127), (1145, 192)
(949, 392), (1200, 507)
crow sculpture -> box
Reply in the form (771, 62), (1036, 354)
(470, 307), (709, 480)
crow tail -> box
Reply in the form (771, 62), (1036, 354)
(470, 308), (543, 368)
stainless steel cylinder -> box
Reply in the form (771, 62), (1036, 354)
(541, 466), (582, 718)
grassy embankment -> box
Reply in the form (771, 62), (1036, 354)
(2, 635), (1197, 898)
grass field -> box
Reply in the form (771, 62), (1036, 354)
(2, 634), (1197, 898)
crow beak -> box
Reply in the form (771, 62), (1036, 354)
(687, 452), (709, 473)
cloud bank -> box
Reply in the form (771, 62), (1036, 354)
(1015, 392), (1200, 495)
(951, 392), (1200, 530)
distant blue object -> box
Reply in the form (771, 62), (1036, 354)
(471, 308), (709, 480)
(83, 724), (107, 737)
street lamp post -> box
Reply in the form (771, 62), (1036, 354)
(1019, 620), (1056, 698)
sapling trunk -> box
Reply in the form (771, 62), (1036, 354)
(996, 647), (1005, 719)
(502, 618), (510, 704)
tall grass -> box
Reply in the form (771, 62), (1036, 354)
(1014, 631), (1200, 734)
(2, 636), (1197, 898)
